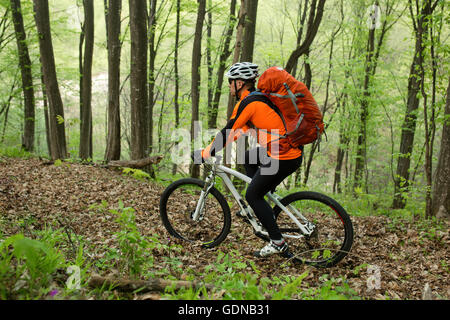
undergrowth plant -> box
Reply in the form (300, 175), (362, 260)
(0, 233), (65, 299)
(90, 200), (180, 279)
(163, 250), (361, 300)
(109, 201), (154, 277)
(122, 168), (152, 181)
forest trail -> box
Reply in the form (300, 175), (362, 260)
(0, 157), (448, 300)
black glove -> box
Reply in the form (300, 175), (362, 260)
(191, 149), (205, 164)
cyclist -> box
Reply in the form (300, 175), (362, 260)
(192, 62), (303, 257)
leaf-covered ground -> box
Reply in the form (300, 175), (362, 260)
(0, 157), (448, 300)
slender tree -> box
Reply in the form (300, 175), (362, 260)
(206, 0), (213, 125)
(129, 0), (148, 160)
(282, 0), (325, 186)
(33, 0), (67, 160)
(10, 0), (35, 152)
(303, 13), (343, 187)
(171, 0), (181, 175)
(392, 0), (438, 209)
(431, 77), (450, 220)
(353, 0), (398, 192)
(226, 0), (246, 119)
(0, 76), (18, 144)
(79, 0), (94, 160)
(104, 0), (122, 162)
(236, 0), (258, 186)
(284, 0), (326, 74)
(422, 1), (445, 218)
(240, 0), (258, 62)
(208, 0), (237, 130)
(190, 0), (206, 178)
(147, 0), (157, 155)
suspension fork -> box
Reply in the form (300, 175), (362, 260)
(191, 171), (216, 222)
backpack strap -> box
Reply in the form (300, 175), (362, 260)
(207, 92), (287, 156)
(243, 92), (288, 131)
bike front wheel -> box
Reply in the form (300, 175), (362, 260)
(273, 191), (353, 268)
(159, 178), (231, 248)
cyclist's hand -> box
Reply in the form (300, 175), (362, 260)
(191, 149), (205, 164)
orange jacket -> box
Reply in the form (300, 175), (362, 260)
(202, 89), (302, 160)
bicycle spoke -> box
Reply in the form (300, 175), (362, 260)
(160, 178), (231, 248)
(274, 192), (353, 267)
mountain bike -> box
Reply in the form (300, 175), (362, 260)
(159, 156), (353, 268)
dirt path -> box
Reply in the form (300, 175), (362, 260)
(0, 157), (448, 299)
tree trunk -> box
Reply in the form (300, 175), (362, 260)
(240, 0), (258, 62)
(206, 0), (213, 125)
(171, 0), (181, 175)
(11, 0), (35, 152)
(393, 0), (433, 209)
(33, 0), (67, 160)
(40, 68), (52, 156)
(79, 0), (94, 160)
(431, 77), (450, 220)
(333, 92), (350, 194)
(234, 0), (258, 188)
(284, 0), (325, 74)
(226, 0), (246, 119)
(353, 14), (376, 193)
(104, 0), (122, 162)
(291, 0), (310, 78)
(208, 0), (236, 130)
(0, 78), (18, 143)
(147, 0), (157, 155)
(190, 0), (206, 178)
(353, 0), (394, 193)
(129, 0), (148, 160)
(303, 20), (342, 186)
(423, 6), (443, 218)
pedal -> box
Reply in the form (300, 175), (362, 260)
(281, 250), (303, 264)
(281, 250), (294, 259)
(236, 210), (251, 225)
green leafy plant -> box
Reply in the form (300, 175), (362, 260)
(0, 233), (65, 299)
(108, 201), (176, 278)
(122, 168), (151, 181)
(108, 201), (153, 277)
(270, 272), (309, 300)
(301, 274), (360, 300)
(0, 145), (34, 159)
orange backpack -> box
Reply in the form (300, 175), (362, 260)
(256, 67), (324, 148)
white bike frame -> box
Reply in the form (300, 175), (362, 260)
(192, 157), (315, 239)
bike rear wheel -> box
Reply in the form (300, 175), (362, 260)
(273, 191), (353, 268)
(159, 178), (231, 248)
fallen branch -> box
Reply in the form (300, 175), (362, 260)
(88, 274), (214, 293)
(41, 155), (164, 169)
(104, 155), (164, 169)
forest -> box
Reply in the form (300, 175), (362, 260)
(0, 0), (449, 302)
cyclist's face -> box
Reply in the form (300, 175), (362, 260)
(228, 79), (244, 97)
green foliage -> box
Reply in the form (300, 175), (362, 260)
(301, 274), (360, 300)
(90, 200), (179, 278)
(108, 201), (154, 277)
(0, 145), (34, 159)
(0, 232), (65, 299)
(122, 168), (152, 181)
(162, 249), (361, 300)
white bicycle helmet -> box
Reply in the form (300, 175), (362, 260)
(225, 62), (259, 80)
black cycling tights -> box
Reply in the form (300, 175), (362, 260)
(244, 147), (303, 241)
